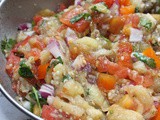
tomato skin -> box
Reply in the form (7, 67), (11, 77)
(6, 52), (20, 76)
(60, 6), (90, 33)
(93, 0), (114, 8)
(42, 105), (73, 120)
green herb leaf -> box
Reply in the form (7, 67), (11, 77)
(31, 87), (42, 113)
(62, 74), (72, 82)
(18, 60), (34, 78)
(1, 37), (16, 55)
(140, 18), (152, 30)
(47, 56), (63, 71)
(135, 7), (140, 13)
(132, 52), (156, 68)
(70, 13), (91, 24)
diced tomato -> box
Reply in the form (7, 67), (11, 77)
(97, 73), (116, 91)
(109, 16), (125, 34)
(131, 15), (140, 28)
(57, 24), (68, 32)
(42, 105), (73, 120)
(37, 63), (49, 80)
(120, 5), (135, 15)
(117, 42), (133, 69)
(33, 15), (43, 25)
(93, 0), (114, 8)
(25, 48), (41, 61)
(6, 52), (20, 76)
(60, 6), (90, 33)
(118, 0), (131, 6)
(152, 106), (160, 120)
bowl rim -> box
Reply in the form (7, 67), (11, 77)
(0, 84), (42, 120)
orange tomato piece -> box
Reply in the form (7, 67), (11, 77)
(25, 48), (41, 61)
(97, 73), (116, 91)
(118, 0), (131, 6)
(33, 15), (43, 25)
(109, 16), (125, 34)
(120, 5), (135, 15)
(143, 47), (160, 69)
(60, 6), (90, 33)
(37, 63), (49, 80)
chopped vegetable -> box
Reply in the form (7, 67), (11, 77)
(129, 28), (143, 42)
(132, 52), (156, 68)
(140, 18), (152, 30)
(62, 74), (72, 82)
(38, 63), (49, 80)
(97, 73), (116, 91)
(120, 5), (135, 15)
(39, 84), (54, 98)
(91, 2), (109, 13)
(93, 0), (114, 8)
(1, 37), (16, 55)
(18, 60), (34, 78)
(152, 105), (160, 120)
(143, 47), (160, 68)
(70, 13), (91, 24)
(47, 56), (63, 71)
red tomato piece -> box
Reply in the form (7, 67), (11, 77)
(60, 6), (90, 32)
(33, 15), (43, 25)
(42, 105), (73, 120)
(118, 0), (131, 6)
(93, 0), (114, 8)
(25, 48), (41, 61)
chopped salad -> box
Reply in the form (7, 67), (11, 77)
(2, 0), (160, 120)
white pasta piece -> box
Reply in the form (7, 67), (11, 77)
(18, 43), (31, 53)
(53, 64), (66, 81)
(40, 50), (52, 65)
(87, 85), (109, 111)
(52, 96), (85, 117)
(75, 37), (99, 51)
(126, 85), (153, 111)
(62, 80), (84, 97)
(86, 108), (104, 120)
(107, 104), (144, 120)
(133, 61), (147, 74)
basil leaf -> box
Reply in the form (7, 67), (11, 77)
(18, 61), (34, 78)
(1, 37), (16, 55)
(70, 13), (91, 24)
(132, 52), (156, 68)
(140, 18), (152, 30)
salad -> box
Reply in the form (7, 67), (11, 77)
(1, 0), (160, 120)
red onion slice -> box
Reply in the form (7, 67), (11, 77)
(47, 39), (63, 58)
(39, 84), (54, 99)
(18, 23), (32, 31)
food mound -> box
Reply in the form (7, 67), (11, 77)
(2, 0), (160, 120)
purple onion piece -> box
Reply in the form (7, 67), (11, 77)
(18, 23), (31, 31)
(39, 84), (54, 99)
(83, 63), (92, 73)
(87, 74), (97, 84)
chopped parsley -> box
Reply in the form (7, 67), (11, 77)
(91, 2), (108, 13)
(132, 52), (156, 68)
(140, 18), (152, 30)
(1, 37), (16, 55)
(70, 13), (91, 24)
(47, 56), (63, 71)
(135, 7), (140, 13)
(18, 60), (34, 78)
(62, 74), (72, 82)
